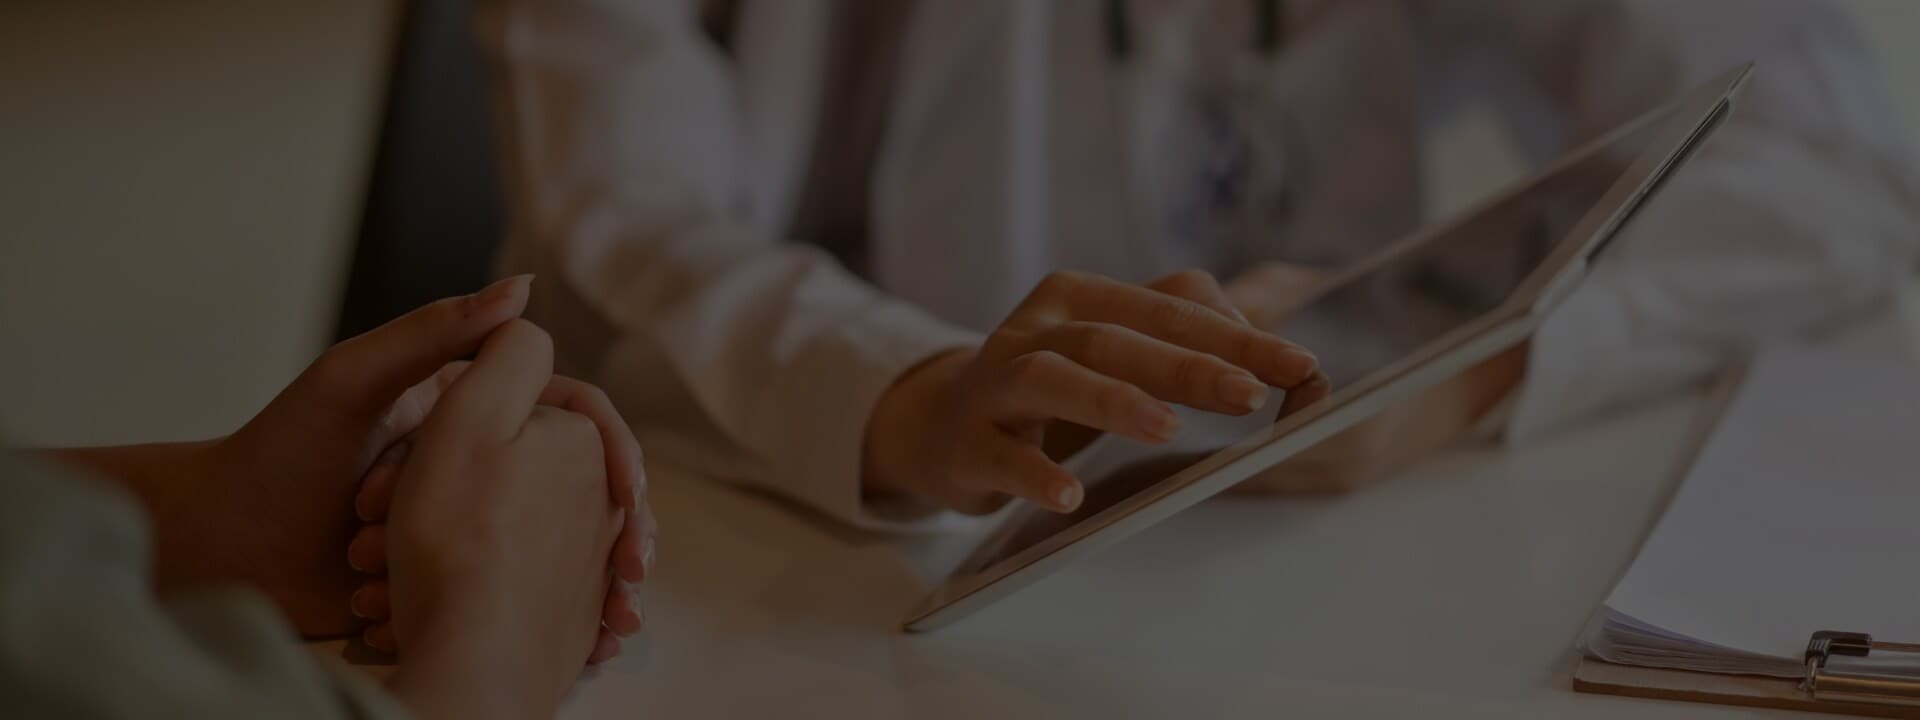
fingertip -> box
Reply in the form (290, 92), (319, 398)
(1132, 401), (1181, 444)
(1274, 346), (1320, 386)
(350, 582), (390, 621)
(1216, 372), (1271, 415)
(1050, 480), (1085, 514)
(587, 632), (621, 665)
(354, 465), (397, 523)
(1279, 370), (1333, 416)
(604, 586), (644, 636)
(347, 525), (387, 574)
(615, 528), (648, 582)
(468, 274), (534, 320)
(364, 624), (396, 654)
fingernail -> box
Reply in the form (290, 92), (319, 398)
(1274, 347), (1319, 381)
(349, 587), (374, 619)
(1053, 482), (1084, 512)
(469, 274), (533, 313)
(1136, 404), (1180, 442)
(1217, 372), (1270, 412)
(642, 541), (656, 576)
(625, 587), (648, 637)
(347, 535), (378, 573)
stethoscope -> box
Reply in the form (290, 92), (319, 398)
(1102, 0), (1297, 272)
(1103, 0), (1286, 61)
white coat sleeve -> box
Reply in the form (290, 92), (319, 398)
(1416, 0), (1920, 440)
(473, 0), (981, 529)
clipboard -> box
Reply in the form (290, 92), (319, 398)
(1571, 364), (1920, 717)
(1574, 632), (1920, 718)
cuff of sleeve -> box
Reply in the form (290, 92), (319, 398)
(755, 299), (983, 533)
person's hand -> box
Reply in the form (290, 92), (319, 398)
(1222, 263), (1528, 494)
(381, 320), (621, 720)
(863, 270), (1325, 515)
(344, 366), (652, 664)
(104, 276), (537, 637)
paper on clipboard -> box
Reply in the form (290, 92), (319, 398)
(1585, 342), (1920, 677)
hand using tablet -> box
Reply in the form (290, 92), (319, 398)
(864, 270), (1323, 515)
(1224, 263), (1528, 494)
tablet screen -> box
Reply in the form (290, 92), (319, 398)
(958, 107), (1674, 574)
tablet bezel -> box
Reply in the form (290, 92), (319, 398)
(903, 65), (1753, 632)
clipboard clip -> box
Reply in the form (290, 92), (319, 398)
(1804, 631), (1920, 708)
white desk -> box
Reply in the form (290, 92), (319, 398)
(559, 393), (1736, 720)
(556, 297), (1919, 720)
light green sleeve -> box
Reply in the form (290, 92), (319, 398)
(0, 452), (408, 720)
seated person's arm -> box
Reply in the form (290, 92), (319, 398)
(42, 278), (652, 652)
(10, 287), (640, 719)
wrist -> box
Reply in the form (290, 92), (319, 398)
(389, 645), (546, 720)
(861, 349), (972, 502)
(387, 589), (566, 720)
(44, 440), (221, 493)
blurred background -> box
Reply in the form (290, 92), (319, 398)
(1, 0), (1916, 447)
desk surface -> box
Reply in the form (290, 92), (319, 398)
(560, 393), (1732, 720)
(556, 303), (1918, 720)
(344, 294), (1851, 720)
(292, 297), (1872, 717)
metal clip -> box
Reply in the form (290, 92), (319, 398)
(1804, 631), (1920, 708)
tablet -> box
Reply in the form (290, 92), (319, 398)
(902, 65), (1753, 632)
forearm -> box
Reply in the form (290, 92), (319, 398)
(45, 441), (218, 494)
(42, 441), (260, 594)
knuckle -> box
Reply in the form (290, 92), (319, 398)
(1036, 270), (1089, 297)
(1153, 298), (1206, 329)
(305, 346), (355, 388)
(583, 382), (612, 407)
(574, 380), (614, 411)
(1161, 269), (1220, 296)
(1094, 383), (1141, 422)
(983, 327), (1030, 356)
(1005, 351), (1059, 384)
(429, 293), (473, 321)
(559, 409), (603, 443)
(1235, 330), (1268, 369)
(1053, 321), (1112, 360)
(497, 318), (554, 358)
(1171, 353), (1218, 390)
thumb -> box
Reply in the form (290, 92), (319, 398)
(296, 275), (534, 418)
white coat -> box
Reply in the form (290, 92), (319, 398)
(474, 0), (1920, 529)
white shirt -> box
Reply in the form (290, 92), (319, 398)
(474, 0), (1920, 529)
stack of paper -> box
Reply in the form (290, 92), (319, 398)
(1582, 344), (1920, 678)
